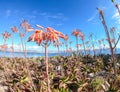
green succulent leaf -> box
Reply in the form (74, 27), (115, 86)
(20, 76), (29, 83)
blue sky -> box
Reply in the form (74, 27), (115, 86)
(0, 0), (120, 52)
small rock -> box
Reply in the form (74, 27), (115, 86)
(88, 73), (94, 78)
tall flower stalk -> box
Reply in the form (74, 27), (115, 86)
(20, 20), (33, 57)
(89, 33), (96, 56)
(80, 33), (86, 55)
(12, 20), (36, 91)
(72, 29), (81, 54)
(72, 29), (85, 55)
(98, 40), (102, 54)
(19, 33), (25, 57)
(64, 34), (69, 54)
(28, 26), (66, 92)
(11, 26), (19, 55)
(2, 31), (11, 56)
(85, 41), (90, 55)
(97, 8), (120, 76)
(69, 41), (72, 53)
(54, 41), (61, 55)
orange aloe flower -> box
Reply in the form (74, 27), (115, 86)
(64, 34), (69, 41)
(72, 29), (83, 37)
(28, 30), (43, 45)
(11, 26), (19, 33)
(46, 27), (62, 34)
(0, 44), (7, 51)
(20, 20), (33, 32)
(19, 33), (25, 38)
(9, 45), (14, 53)
(46, 27), (66, 43)
(28, 27), (61, 43)
(28, 27), (65, 46)
(2, 31), (11, 40)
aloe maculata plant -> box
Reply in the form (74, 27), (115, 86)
(98, 39), (103, 54)
(89, 33), (96, 56)
(20, 19), (33, 58)
(1, 31), (11, 77)
(80, 32), (86, 56)
(11, 26), (19, 54)
(1, 53), (120, 91)
(97, 8), (120, 77)
(54, 41), (62, 55)
(28, 25), (66, 92)
(12, 20), (37, 92)
(72, 29), (82, 54)
(85, 41), (90, 55)
(1, 31), (11, 55)
(64, 34), (69, 54)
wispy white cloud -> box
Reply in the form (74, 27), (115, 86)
(56, 23), (63, 26)
(6, 44), (41, 52)
(112, 9), (120, 24)
(111, 2), (120, 25)
(39, 12), (47, 16)
(38, 12), (67, 26)
(112, 11), (119, 19)
(39, 12), (67, 21)
(4, 9), (67, 27)
(88, 16), (95, 22)
(87, 12), (97, 22)
(27, 45), (40, 50)
(6, 10), (11, 17)
(25, 15), (36, 19)
(5, 43), (61, 53)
